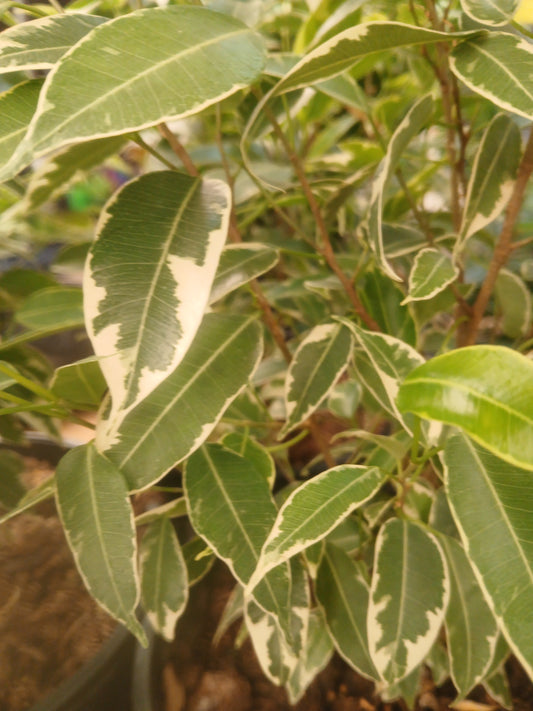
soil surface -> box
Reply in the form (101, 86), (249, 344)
(0, 466), (115, 711)
(157, 563), (533, 711)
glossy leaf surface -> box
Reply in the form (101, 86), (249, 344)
(444, 433), (533, 679)
(404, 248), (458, 303)
(0, 80), (41, 170)
(397, 345), (533, 470)
(460, 0), (520, 26)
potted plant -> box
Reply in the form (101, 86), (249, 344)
(1, 0), (533, 707)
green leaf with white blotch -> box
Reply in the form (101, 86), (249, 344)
(440, 534), (498, 698)
(209, 243), (279, 304)
(460, 0), (520, 26)
(245, 600), (295, 686)
(221, 431), (276, 490)
(458, 114), (521, 251)
(185, 443), (306, 650)
(444, 433), (533, 679)
(250, 465), (385, 585)
(0, 13), (105, 73)
(495, 269), (531, 339)
(450, 33), (533, 120)
(339, 318), (424, 432)
(50, 357), (107, 408)
(0, 80), (42, 170)
(16, 286), (83, 330)
(140, 517), (188, 642)
(102, 313), (262, 491)
(10, 6), (265, 176)
(55, 443), (146, 644)
(316, 543), (379, 680)
(22, 135), (127, 212)
(85, 172), (229, 441)
(397, 345), (533, 471)
(368, 519), (449, 684)
(380, 666), (422, 709)
(286, 609), (334, 704)
(0, 449), (25, 509)
(367, 94), (433, 281)
(280, 322), (353, 438)
(403, 248), (458, 304)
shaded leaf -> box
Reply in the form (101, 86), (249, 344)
(316, 543), (379, 680)
(221, 431), (276, 489)
(444, 433), (533, 679)
(102, 313), (263, 491)
(182, 537), (215, 586)
(460, 0), (520, 26)
(50, 357), (107, 408)
(16, 286), (84, 331)
(450, 33), (533, 120)
(209, 243), (279, 304)
(0, 449), (25, 509)
(55, 443), (146, 643)
(368, 519), (449, 684)
(494, 269), (531, 338)
(85, 172), (229, 440)
(397, 345), (533, 471)
(140, 517), (188, 641)
(0, 80), (42, 170)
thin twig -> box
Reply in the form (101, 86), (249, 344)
(132, 133), (179, 171)
(462, 125), (533, 346)
(158, 123), (199, 177)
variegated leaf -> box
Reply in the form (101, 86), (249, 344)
(339, 318), (424, 432)
(280, 322), (353, 438)
(367, 94), (433, 281)
(101, 313), (263, 491)
(185, 443), (308, 652)
(250, 465), (385, 585)
(55, 443), (146, 643)
(458, 114), (521, 251)
(368, 519), (449, 684)
(22, 135), (127, 212)
(450, 33), (533, 120)
(444, 433), (533, 679)
(397, 345), (533, 471)
(316, 543), (379, 680)
(220, 431), (276, 489)
(286, 609), (334, 704)
(209, 243), (279, 304)
(244, 600), (295, 687)
(182, 537), (214, 586)
(140, 517), (188, 642)
(8, 6), (265, 177)
(494, 268), (532, 338)
(460, 0), (520, 26)
(440, 534), (498, 698)
(0, 80), (42, 170)
(0, 13), (105, 73)
(403, 248), (458, 303)
(85, 172), (229, 441)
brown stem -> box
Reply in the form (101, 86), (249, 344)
(260, 102), (380, 331)
(461, 125), (533, 346)
(157, 123), (199, 177)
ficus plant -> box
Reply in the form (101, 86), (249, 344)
(1, 0), (533, 706)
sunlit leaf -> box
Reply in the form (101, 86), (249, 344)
(460, 0), (520, 26)
(403, 248), (458, 303)
(50, 357), (106, 408)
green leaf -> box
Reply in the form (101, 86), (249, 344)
(316, 543), (379, 680)
(360, 270), (417, 347)
(13, 6), (265, 172)
(460, 0), (520, 26)
(209, 243), (279, 304)
(102, 313), (263, 491)
(16, 286), (84, 330)
(85, 172), (229, 441)
(444, 434), (533, 680)
(403, 248), (458, 304)
(339, 318), (424, 432)
(182, 537), (214, 586)
(0, 475), (55, 524)
(55, 443), (146, 643)
(134, 497), (187, 527)
(494, 269), (532, 338)
(458, 114), (521, 250)
(22, 135), (127, 212)
(220, 431), (276, 489)
(367, 94), (433, 281)
(251, 465), (385, 584)
(244, 600), (295, 686)
(397, 345), (533, 471)
(139, 517), (188, 642)
(450, 33), (533, 120)
(0, 13), (105, 73)
(368, 519), (449, 684)
(440, 534), (498, 698)
(50, 357), (107, 408)
(286, 609), (334, 704)
(280, 322), (353, 437)
(0, 80), (42, 170)
(0, 449), (25, 509)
